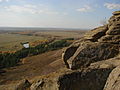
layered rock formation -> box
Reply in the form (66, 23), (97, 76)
(63, 11), (120, 70)
(0, 11), (119, 90)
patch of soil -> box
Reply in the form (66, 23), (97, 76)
(0, 49), (65, 85)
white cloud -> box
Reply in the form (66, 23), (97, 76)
(5, 5), (38, 14)
(104, 3), (120, 9)
(63, 12), (68, 15)
(0, 0), (9, 2)
(76, 5), (92, 12)
(4, 4), (59, 15)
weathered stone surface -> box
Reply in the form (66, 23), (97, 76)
(66, 42), (119, 70)
(104, 66), (120, 90)
(30, 80), (45, 90)
(62, 45), (79, 68)
(98, 35), (120, 44)
(84, 25), (108, 41)
(108, 14), (120, 24)
(63, 10), (120, 70)
(90, 55), (120, 69)
(113, 11), (120, 15)
(30, 62), (115, 90)
(106, 25), (120, 35)
(58, 68), (112, 90)
(62, 39), (91, 68)
(15, 79), (31, 90)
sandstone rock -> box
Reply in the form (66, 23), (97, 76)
(104, 66), (120, 90)
(90, 55), (120, 69)
(58, 68), (112, 90)
(30, 77), (59, 90)
(98, 35), (120, 44)
(15, 79), (31, 90)
(63, 11), (120, 70)
(62, 39), (91, 68)
(106, 25), (120, 35)
(84, 25), (108, 41)
(66, 42), (119, 70)
(108, 13), (120, 27)
(109, 15), (120, 23)
(30, 61), (114, 90)
(62, 45), (79, 68)
(30, 80), (44, 90)
(113, 11), (120, 15)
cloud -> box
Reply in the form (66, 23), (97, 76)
(0, 0), (9, 2)
(5, 5), (38, 14)
(63, 12), (68, 15)
(104, 3), (120, 9)
(76, 5), (92, 12)
(4, 4), (59, 15)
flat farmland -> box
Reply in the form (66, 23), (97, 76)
(0, 33), (45, 51)
(34, 30), (86, 39)
(0, 30), (87, 51)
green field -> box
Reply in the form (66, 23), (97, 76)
(34, 30), (86, 38)
(0, 30), (87, 51)
(0, 33), (45, 51)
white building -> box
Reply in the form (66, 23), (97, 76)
(21, 42), (30, 48)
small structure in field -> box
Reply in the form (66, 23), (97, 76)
(21, 42), (30, 48)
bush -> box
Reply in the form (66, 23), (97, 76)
(0, 39), (71, 69)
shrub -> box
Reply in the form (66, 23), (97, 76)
(0, 39), (71, 69)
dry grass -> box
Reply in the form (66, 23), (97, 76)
(0, 33), (46, 51)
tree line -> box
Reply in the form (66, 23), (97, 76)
(0, 39), (72, 69)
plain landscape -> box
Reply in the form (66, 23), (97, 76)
(0, 10), (120, 90)
(0, 29), (86, 51)
(0, 0), (120, 89)
(0, 28), (87, 85)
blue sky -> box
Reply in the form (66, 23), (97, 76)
(0, 0), (120, 29)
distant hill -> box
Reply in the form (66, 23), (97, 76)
(0, 27), (89, 31)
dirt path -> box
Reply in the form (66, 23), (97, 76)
(0, 49), (65, 85)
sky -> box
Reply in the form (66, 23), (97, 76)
(0, 0), (120, 29)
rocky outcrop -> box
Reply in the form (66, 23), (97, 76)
(29, 60), (116, 90)
(67, 42), (118, 69)
(104, 66), (120, 90)
(84, 25), (108, 41)
(63, 10), (120, 70)
(0, 11), (119, 90)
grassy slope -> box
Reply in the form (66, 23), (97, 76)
(0, 33), (45, 51)
(0, 49), (64, 84)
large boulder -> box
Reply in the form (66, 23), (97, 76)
(113, 11), (120, 15)
(63, 10), (120, 70)
(30, 60), (116, 90)
(106, 23), (120, 35)
(84, 25), (108, 41)
(98, 35), (120, 44)
(104, 66), (120, 90)
(66, 42), (119, 70)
